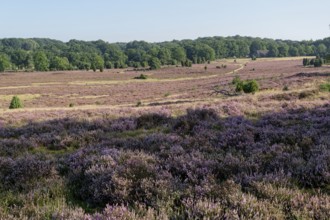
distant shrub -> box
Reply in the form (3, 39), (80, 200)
(134, 74), (148, 79)
(283, 85), (289, 91)
(235, 81), (244, 92)
(243, 80), (259, 94)
(319, 83), (330, 92)
(252, 56), (257, 60)
(303, 58), (323, 67)
(299, 90), (319, 99)
(9, 96), (23, 109)
(314, 58), (323, 67)
(232, 77), (259, 94)
(136, 101), (142, 107)
(69, 103), (74, 107)
(303, 58), (310, 66)
(232, 76), (241, 85)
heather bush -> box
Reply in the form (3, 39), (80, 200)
(136, 113), (170, 129)
(0, 154), (54, 191)
(64, 148), (172, 208)
(173, 108), (219, 135)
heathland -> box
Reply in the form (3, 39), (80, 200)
(0, 37), (329, 219)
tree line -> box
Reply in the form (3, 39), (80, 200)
(0, 36), (329, 72)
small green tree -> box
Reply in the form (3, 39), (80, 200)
(9, 96), (23, 109)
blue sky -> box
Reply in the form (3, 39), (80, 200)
(1, 0), (329, 42)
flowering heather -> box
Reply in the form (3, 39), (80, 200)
(0, 105), (329, 219)
(0, 58), (329, 218)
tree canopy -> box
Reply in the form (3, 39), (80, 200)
(0, 36), (329, 72)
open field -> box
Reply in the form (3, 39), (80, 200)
(0, 57), (329, 124)
(0, 58), (330, 219)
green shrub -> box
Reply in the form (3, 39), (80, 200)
(242, 80), (259, 94)
(314, 58), (323, 67)
(232, 76), (241, 85)
(134, 74), (148, 80)
(319, 83), (330, 92)
(9, 96), (23, 109)
(235, 81), (244, 92)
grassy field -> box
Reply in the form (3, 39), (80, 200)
(0, 58), (329, 219)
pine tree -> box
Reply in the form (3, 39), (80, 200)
(9, 96), (23, 109)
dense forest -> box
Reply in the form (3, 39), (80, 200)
(0, 36), (330, 72)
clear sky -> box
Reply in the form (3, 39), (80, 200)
(1, 0), (329, 43)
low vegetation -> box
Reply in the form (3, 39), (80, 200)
(232, 76), (259, 94)
(303, 57), (324, 67)
(0, 57), (329, 218)
(0, 107), (329, 219)
(134, 74), (148, 80)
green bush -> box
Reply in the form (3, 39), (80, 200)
(235, 81), (244, 92)
(319, 83), (330, 92)
(314, 58), (323, 67)
(134, 74), (148, 80)
(232, 76), (241, 85)
(9, 96), (23, 109)
(243, 80), (259, 94)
